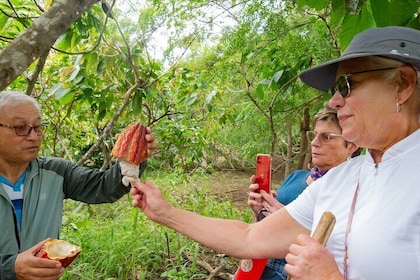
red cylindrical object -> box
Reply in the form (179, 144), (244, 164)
(234, 258), (268, 279)
(234, 154), (272, 279)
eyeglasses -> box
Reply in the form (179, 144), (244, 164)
(0, 123), (45, 136)
(307, 130), (343, 143)
(330, 67), (398, 98)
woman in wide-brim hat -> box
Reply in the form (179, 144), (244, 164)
(131, 26), (420, 280)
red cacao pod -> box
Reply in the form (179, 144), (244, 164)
(36, 239), (82, 268)
(111, 122), (148, 165)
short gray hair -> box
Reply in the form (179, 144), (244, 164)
(0, 91), (41, 117)
(312, 103), (339, 129)
(363, 56), (420, 91)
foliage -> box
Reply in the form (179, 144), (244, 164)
(0, 0), (419, 173)
(297, 0), (420, 49)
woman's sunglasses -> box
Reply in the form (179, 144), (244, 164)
(329, 67), (397, 98)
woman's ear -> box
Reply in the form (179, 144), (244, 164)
(347, 142), (359, 157)
(396, 65), (417, 103)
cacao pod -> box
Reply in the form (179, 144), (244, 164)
(111, 122), (148, 165)
(36, 239), (82, 268)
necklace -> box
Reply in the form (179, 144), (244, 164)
(343, 183), (360, 280)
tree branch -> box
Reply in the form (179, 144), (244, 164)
(0, 0), (98, 90)
(25, 49), (49, 95)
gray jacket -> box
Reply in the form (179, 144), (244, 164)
(0, 157), (146, 280)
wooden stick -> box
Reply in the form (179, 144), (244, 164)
(311, 211), (336, 246)
(287, 211), (336, 280)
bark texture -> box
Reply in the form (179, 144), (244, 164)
(0, 0), (98, 90)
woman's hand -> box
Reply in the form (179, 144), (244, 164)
(131, 180), (171, 222)
(247, 175), (283, 218)
(247, 180), (264, 214)
(285, 234), (344, 280)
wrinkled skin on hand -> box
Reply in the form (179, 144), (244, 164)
(15, 239), (64, 280)
(247, 175), (283, 218)
(130, 180), (172, 222)
(285, 234), (344, 280)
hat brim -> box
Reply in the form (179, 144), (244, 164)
(299, 52), (420, 93)
(300, 27), (420, 93)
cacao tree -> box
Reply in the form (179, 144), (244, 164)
(0, 0), (419, 174)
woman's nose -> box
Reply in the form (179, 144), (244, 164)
(328, 91), (344, 109)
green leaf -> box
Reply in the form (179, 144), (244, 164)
(330, 0), (346, 27)
(132, 91), (143, 114)
(56, 30), (72, 50)
(370, 0), (390, 26)
(272, 70), (284, 83)
(85, 52), (98, 73)
(260, 78), (271, 86)
(371, 0), (418, 27)
(296, 0), (330, 10)
(68, 66), (80, 82)
(0, 13), (8, 30)
(205, 89), (217, 104)
(49, 83), (72, 102)
(96, 108), (106, 121)
(340, 4), (376, 49)
(255, 83), (264, 99)
(185, 93), (197, 105)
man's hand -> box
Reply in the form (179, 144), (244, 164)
(15, 239), (64, 280)
(145, 126), (157, 158)
(120, 160), (140, 186)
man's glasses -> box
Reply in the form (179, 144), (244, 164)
(307, 131), (343, 143)
(330, 67), (397, 98)
(0, 123), (45, 136)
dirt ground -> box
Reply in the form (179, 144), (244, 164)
(199, 169), (284, 209)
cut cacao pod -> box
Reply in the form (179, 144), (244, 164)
(111, 122), (148, 165)
(36, 239), (82, 268)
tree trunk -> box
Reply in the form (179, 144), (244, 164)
(296, 107), (311, 170)
(0, 0), (98, 90)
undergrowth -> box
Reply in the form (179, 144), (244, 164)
(60, 170), (253, 279)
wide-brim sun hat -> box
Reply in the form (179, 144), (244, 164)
(299, 26), (420, 92)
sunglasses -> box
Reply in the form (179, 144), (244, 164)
(0, 123), (45, 136)
(306, 131), (343, 143)
(330, 67), (398, 98)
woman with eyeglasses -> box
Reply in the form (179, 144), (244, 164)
(131, 26), (420, 280)
(247, 104), (360, 280)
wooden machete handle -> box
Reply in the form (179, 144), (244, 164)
(286, 211), (336, 280)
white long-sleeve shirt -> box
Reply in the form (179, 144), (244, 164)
(286, 129), (420, 280)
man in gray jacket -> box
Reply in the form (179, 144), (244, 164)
(0, 91), (157, 280)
